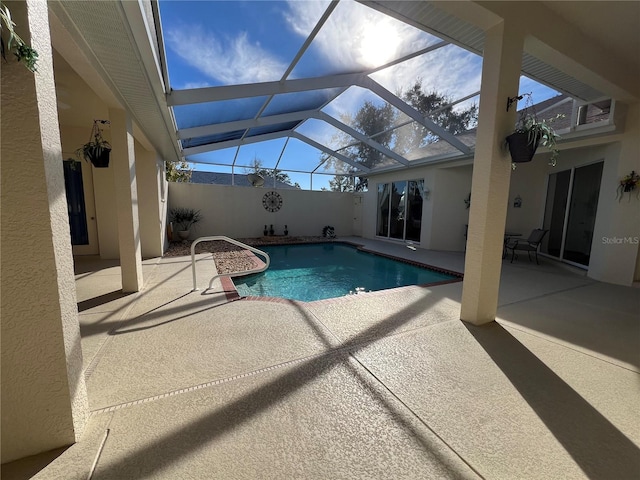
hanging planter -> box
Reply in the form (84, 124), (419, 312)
(506, 131), (541, 163)
(506, 93), (561, 168)
(76, 120), (111, 168)
(616, 171), (640, 202)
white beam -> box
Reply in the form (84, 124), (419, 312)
(315, 111), (409, 166)
(291, 132), (370, 173)
(168, 72), (366, 106)
(182, 130), (292, 156)
(360, 77), (473, 154)
(177, 109), (316, 140)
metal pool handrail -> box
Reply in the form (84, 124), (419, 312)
(190, 236), (270, 292)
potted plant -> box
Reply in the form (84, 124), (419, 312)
(506, 94), (561, 167)
(322, 225), (336, 238)
(170, 207), (202, 241)
(616, 171), (640, 202)
(76, 120), (111, 168)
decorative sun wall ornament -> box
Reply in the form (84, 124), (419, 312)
(262, 191), (282, 212)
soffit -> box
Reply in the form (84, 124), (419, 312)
(49, 0), (180, 161)
(365, 0), (611, 101)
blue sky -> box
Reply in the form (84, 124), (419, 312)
(159, 0), (561, 190)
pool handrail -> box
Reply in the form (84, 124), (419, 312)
(190, 236), (270, 292)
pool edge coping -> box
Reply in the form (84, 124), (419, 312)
(219, 240), (464, 304)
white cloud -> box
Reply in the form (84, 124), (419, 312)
(166, 26), (288, 85)
(285, 0), (434, 72)
(371, 46), (483, 101)
(179, 81), (214, 90)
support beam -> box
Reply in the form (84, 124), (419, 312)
(110, 108), (144, 292)
(460, 20), (523, 325)
(1, 0), (88, 461)
(167, 72), (366, 106)
(315, 111), (409, 166)
(291, 133), (370, 173)
(177, 109), (315, 140)
(361, 77), (473, 155)
(183, 130), (293, 156)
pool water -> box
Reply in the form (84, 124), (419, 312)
(232, 243), (457, 302)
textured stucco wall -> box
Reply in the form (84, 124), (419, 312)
(429, 166), (473, 251)
(1, 0), (88, 462)
(168, 183), (354, 239)
(135, 143), (165, 258)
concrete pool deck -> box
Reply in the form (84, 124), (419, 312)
(4, 237), (639, 479)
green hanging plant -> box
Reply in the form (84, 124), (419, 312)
(506, 93), (562, 169)
(0, 2), (39, 72)
(75, 120), (112, 168)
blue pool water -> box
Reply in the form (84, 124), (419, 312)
(233, 243), (457, 302)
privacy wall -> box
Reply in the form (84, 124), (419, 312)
(168, 183), (354, 239)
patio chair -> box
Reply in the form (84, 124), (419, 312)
(505, 229), (548, 264)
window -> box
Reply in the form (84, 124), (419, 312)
(376, 179), (424, 242)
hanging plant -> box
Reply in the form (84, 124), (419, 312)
(0, 2), (39, 72)
(76, 120), (111, 168)
(616, 171), (640, 202)
(506, 93), (562, 168)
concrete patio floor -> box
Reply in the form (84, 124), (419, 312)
(4, 237), (639, 479)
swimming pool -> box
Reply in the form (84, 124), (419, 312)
(232, 243), (459, 302)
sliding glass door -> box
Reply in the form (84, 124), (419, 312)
(541, 162), (603, 267)
(376, 179), (424, 242)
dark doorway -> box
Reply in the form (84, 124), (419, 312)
(63, 159), (89, 245)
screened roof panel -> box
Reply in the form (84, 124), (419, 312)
(404, 130), (477, 163)
(369, 44), (482, 103)
(247, 121), (300, 138)
(322, 86), (405, 136)
(295, 118), (359, 151)
(262, 88), (344, 117)
(173, 96), (269, 130)
(159, 1), (328, 87)
(181, 130), (245, 149)
(276, 138), (326, 172)
(288, 0), (441, 78)
(186, 146), (238, 165)
(234, 138), (288, 169)
(338, 141), (401, 170)
(160, 0), (571, 184)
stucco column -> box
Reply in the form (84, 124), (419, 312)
(110, 108), (144, 292)
(0, 0), (88, 462)
(135, 146), (166, 258)
(460, 21), (523, 325)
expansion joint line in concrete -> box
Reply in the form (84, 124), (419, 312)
(89, 348), (352, 415)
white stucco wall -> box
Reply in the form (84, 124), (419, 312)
(429, 165), (473, 251)
(168, 183), (354, 239)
